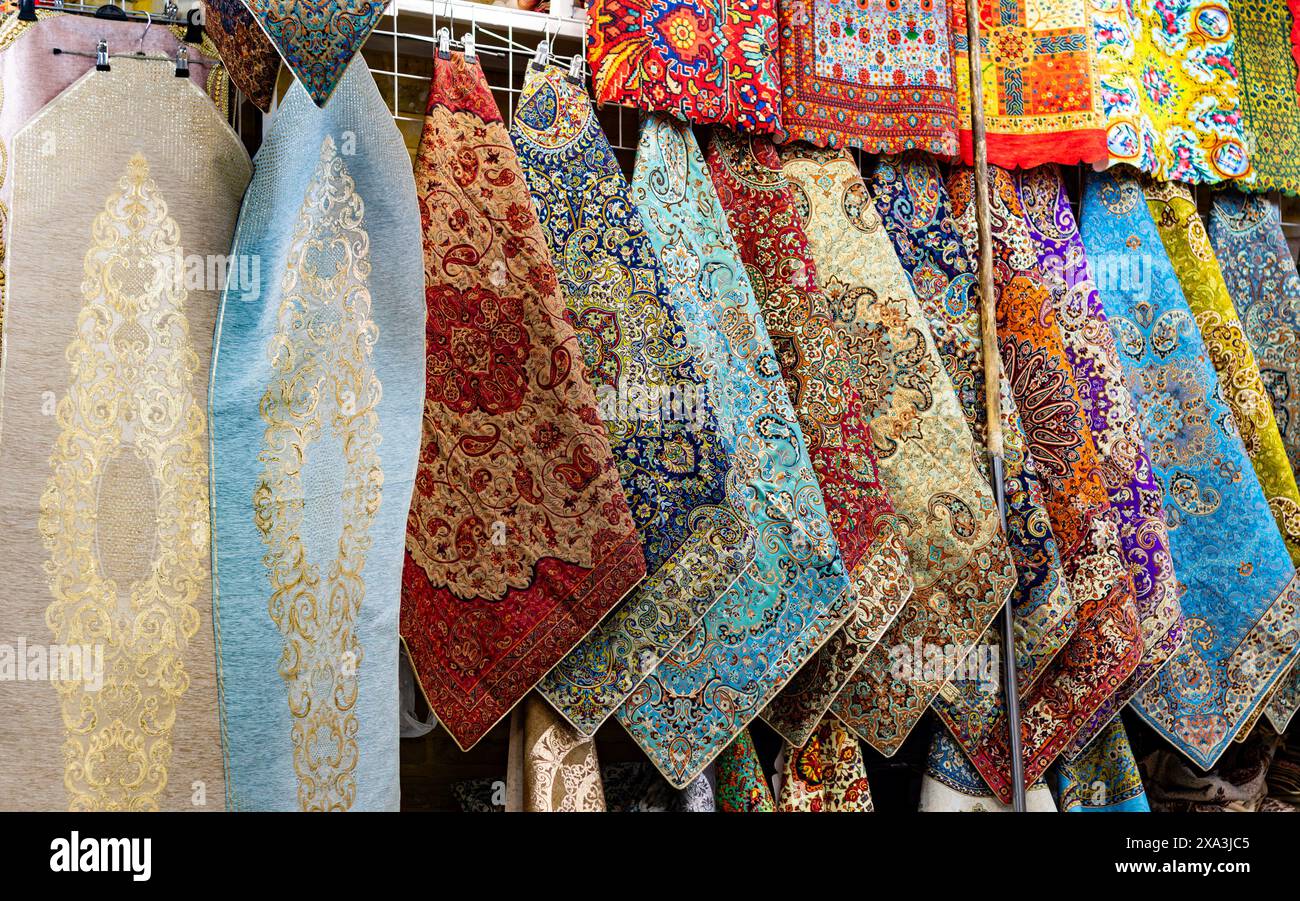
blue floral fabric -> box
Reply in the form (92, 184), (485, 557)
(1057, 719), (1150, 812)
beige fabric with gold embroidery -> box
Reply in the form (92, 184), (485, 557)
(518, 694), (605, 812)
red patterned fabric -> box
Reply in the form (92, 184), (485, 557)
(1291, 0), (1300, 96)
(401, 54), (646, 751)
(587, 0), (783, 132)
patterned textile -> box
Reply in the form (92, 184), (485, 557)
(450, 778), (503, 812)
(715, 729), (776, 811)
(0, 58), (249, 812)
(510, 67), (753, 740)
(203, 0), (281, 111)
(1091, 0), (1252, 184)
(587, 0), (782, 132)
(869, 152), (1078, 761)
(520, 695), (605, 811)
(1011, 167), (1182, 756)
(776, 718), (873, 811)
(1147, 179), (1300, 565)
(210, 60), (424, 810)
(780, 146), (1016, 758)
(705, 132), (914, 747)
(945, 165), (1142, 802)
(401, 55), (646, 751)
(918, 727), (1058, 811)
(620, 115), (853, 786)
(601, 762), (717, 811)
(1081, 169), (1300, 769)
(1058, 718), (1150, 811)
(775, 0), (959, 155)
(242, 0), (387, 106)
(1143, 727), (1283, 811)
(1234, 0), (1300, 193)
(950, 0), (1106, 168)
(1292, 0), (1300, 93)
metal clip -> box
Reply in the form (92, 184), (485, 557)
(532, 39), (549, 67)
(95, 39), (110, 72)
(436, 27), (451, 60)
(163, 0), (179, 18)
(568, 53), (583, 81)
(175, 46), (189, 78)
(462, 30), (475, 62)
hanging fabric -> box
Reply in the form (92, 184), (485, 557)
(1146, 179), (1300, 564)
(704, 131), (914, 748)
(203, 0), (282, 112)
(601, 763), (717, 811)
(1208, 190), (1300, 734)
(586, 0), (782, 133)
(1231, 0), (1300, 194)
(779, 145), (1016, 759)
(617, 114), (853, 786)
(1080, 169), (1300, 770)
(1011, 167), (1182, 756)
(715, 729), (776, 812)
(776, 718), (874, 811)
(918, 727), (1057, 811)
(0, 57), (250, 811)
(401, 52), (645, 753)
(949, 0), (1106, 168)
(1143, 728), (1284, 811)
(1057, 718), (1150, 811)
(1091, 0), (1252, 184)
(509, 66), (755, 742)
(210, 59), (424, 811)
(241, 0), (387, 106)
(946, 165), (1143, 802)
(519, 695), (606, 812)
(774, 0), (959, 155)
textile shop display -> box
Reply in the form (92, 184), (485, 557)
(209, 60), (424, 811)
(869, 153), (1079, 776)
(202, 0), (282, 112)
(400, 53), (645, 752)
(1091, 0), (1252, 184)
(241, 0), (387, 106)
(945, 165), (1143, 802)
(586, 0), (783, 133)
(705, 131), (914, 747)
(510, 66), (756, 742)
(776, 717), (874, 811)
(950, 0), (1106, 168)
(774, 0), (959, 155)
(1080, 169), (1300, 770)
(715, 728), (776, 811)
(1146, 179), (1300, 564)
(620, 114), (854, 786)
(918, 728), (1058, 811)
(780, 145), (1017, 759)
(0, 57), (250, 810)
(1234, 0), (1300, 193)
(1057, 719), (1150, 811)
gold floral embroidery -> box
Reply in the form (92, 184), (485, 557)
(253, 135), (382, 811)
(38, 154), (208, 811)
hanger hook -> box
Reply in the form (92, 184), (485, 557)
(138, 10), (152, 53)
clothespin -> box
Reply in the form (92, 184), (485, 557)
(567, 52), (583, 81)
(163, 0), (179, 19)
(462, 30), (475, 62)
(175, 45), (189, 78)
(532, 39), (549, 67)
(95, 38), (110, 71)
(436, 26), (451, 60)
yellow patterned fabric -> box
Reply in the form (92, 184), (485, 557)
(777, 718), (873, 812)
(1146, 179), (1300, 564)
(1234, 0), (1300, 194)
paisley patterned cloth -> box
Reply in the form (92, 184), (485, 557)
(918, 727), (1058, 811)
(620, 115), (854, 787)
(950, 0), (1106, 168)
(715, 728), (776, 811)
(510, 67), (753, 740)
(1081, 169), (1300, 770)
(242, 0), (387, 106)
(779, 145), (1016, 759)
(1011, 167), (1182, 757)
(203, 0), (281, 111)
(776, 717), (874, 811)
(946, 165), (1143, 802)
(587, 0), (782, 133)
(869, 152), (1078, 759)
(1058, 718), (1150, 811)
(1091, 0), (1252, 184)
(1146, 179), (1300, 565)
(1209, 190), (1300, 734)
(0, 58), (248, 812)
(520, 695), (605, 811)
(400, 55), (646, 752)
(209, 60), (425, 811)
(1234, 0), (1300, 193)
(705, 131), (914, 748)
(775, 0), (959, 155)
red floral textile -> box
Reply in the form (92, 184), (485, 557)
(401, 54), (646, 751)
(587, 0), (783, 132)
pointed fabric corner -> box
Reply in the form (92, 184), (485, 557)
(242, 0), (387, 107)
(918, 727), (1057, 812)
(1058, 718), (1150, 812)
(203, 0), (281, 112)
(776, 718), (874, 812)
(715, 729), (775, 812)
